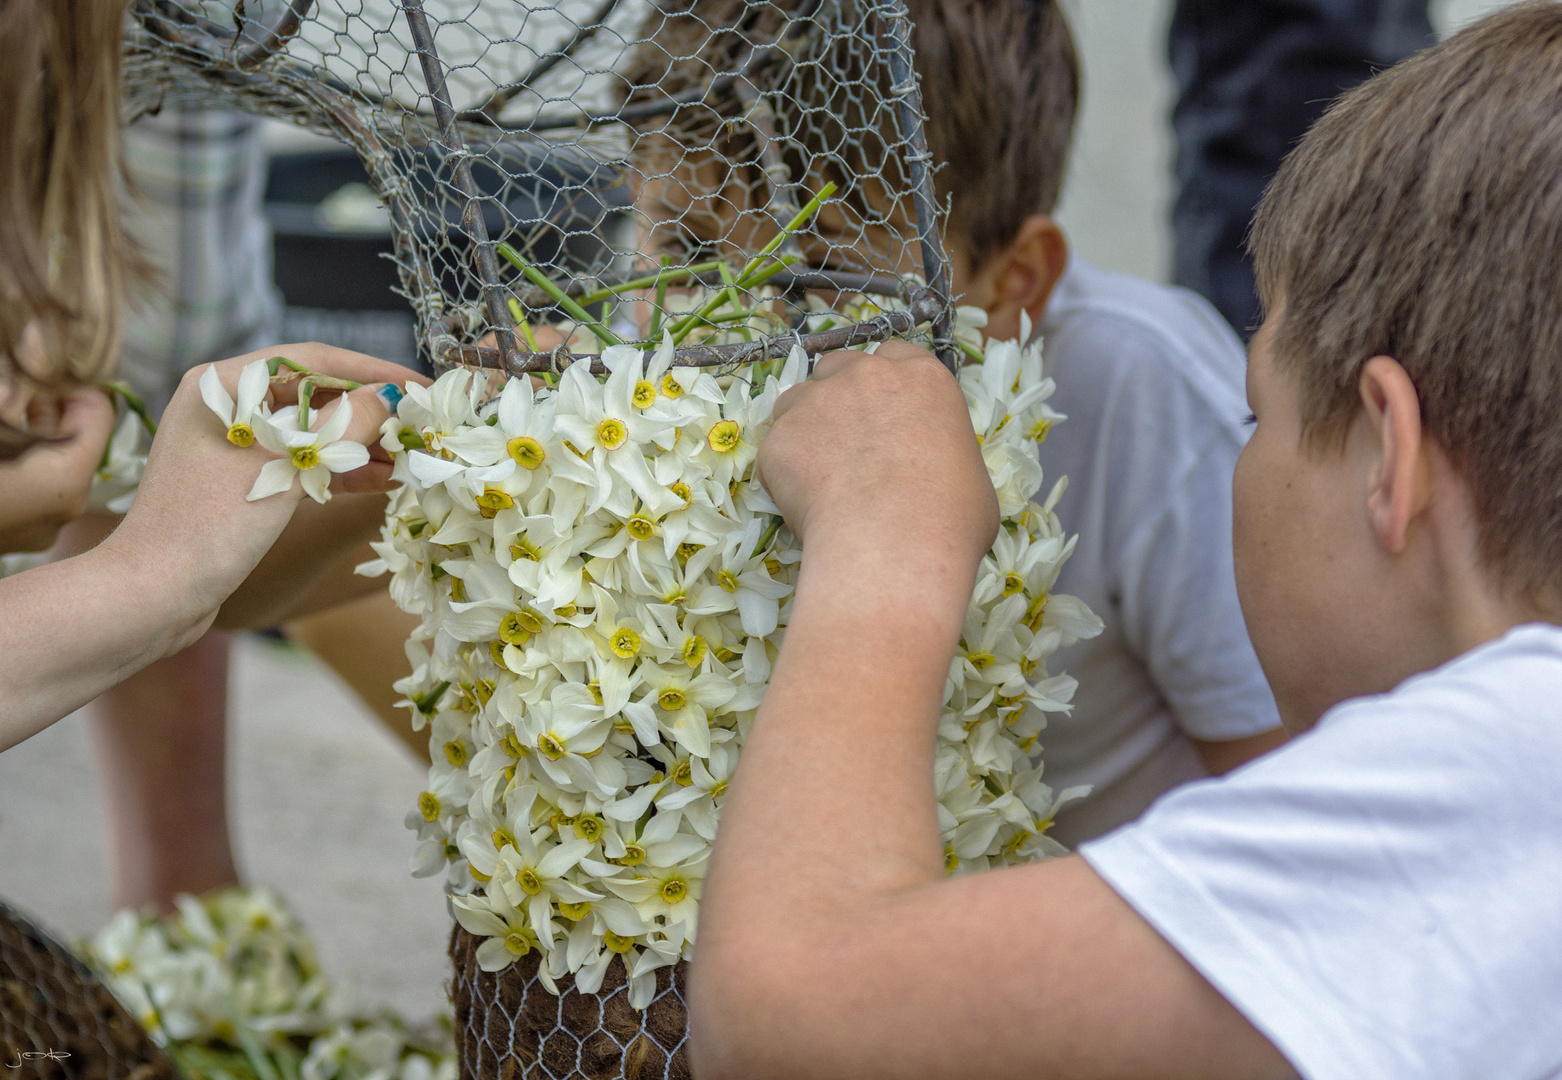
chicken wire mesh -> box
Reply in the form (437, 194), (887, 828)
(0, 901), (179, 1080)
(123, 0), (956, 378)
(122, 1), (955, 1075)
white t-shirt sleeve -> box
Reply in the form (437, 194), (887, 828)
(1045, 284), (1281, 744)
(1079, 625), (1562, 1080)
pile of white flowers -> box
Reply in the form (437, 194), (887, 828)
(360, 312), (1102, 1009)
(83, 886), (455, 1080)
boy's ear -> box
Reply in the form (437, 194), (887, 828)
(1359, 356), (1430, 555)
(970, 216), (1068, 342)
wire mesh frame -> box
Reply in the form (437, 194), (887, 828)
(124, 0), (959, 376)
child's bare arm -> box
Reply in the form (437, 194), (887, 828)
(689, 343), (1291, 1080)
(0, 347), (405, 751)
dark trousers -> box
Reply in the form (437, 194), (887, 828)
(1168, 0), (1432, 336)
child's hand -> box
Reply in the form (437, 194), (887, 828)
(107, 344), (418, 635)
(0, 388), (116, 555)
(758, 340), (998, 561)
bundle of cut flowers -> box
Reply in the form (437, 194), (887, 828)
(82, 886), (455, 1080)
(358, 308), (1103, 1010)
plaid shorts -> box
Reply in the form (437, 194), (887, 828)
(118, 109), (283, 414)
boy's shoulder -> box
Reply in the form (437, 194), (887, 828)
(1081, 622), (1562, 1080)
(1040, 257), (1250, 427)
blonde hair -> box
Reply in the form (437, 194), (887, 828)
(0, 0), (137, 442)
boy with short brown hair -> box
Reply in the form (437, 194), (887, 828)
(689, 4), (1562, 1077)
(629, 0), (1287, 843)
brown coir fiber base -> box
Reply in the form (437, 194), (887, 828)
(0, 901), (178, 1080)
(449, 925), (691, 1080)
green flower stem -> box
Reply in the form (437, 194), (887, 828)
(576, 260), (725, 308)
(665, 253), (798, 346)
(296, 380), (316, 431)
(735, 181), (837, 284)
(757, 514), (784, 553)
(506, 297), (541, 350)
(100, 381), (158, 436)
(956, 337), (986, 364)
(649, 257), (673, 339)
(664, 179), (835, 346)
(496, 242), (622, 347)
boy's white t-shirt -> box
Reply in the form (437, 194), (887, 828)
(1035, 257), (1281, 845)
(1081, 623), (1562, 1080)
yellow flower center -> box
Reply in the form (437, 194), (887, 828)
(226, 423), (254, 447)
(616, 844), (646, 866)
(1003, 830), (1033, 857)
(681, 635), (708, 667)
(555, 604), (578, 619)
(573, 815), (605, 842)
(1003, 572), (1026, 597)
(944, 849), (959, 874)
(626, 515), (656, 541)
(714, 646), (737, 663)
(492, 828), (516, 852)
(1024, 593), (1049, 632)
(717, 569), (739, 593)
(489, 640), (507, 666)
(966, 652), (996, 670)
(676, 541), (703, 563)
(764, 556), (782, 576)
(504, 933), (533, 956)
(660, 373), (684, 398)
(1029, 418), (1053, 442)
(587, 681), (603, 704)
(500, 732), (525, 759)
(443, 740), (467, 766)
(470, 864), (492, 883)
(499, 612), (535, 646)
(603, 931), (636, 954)
(507, 435), (546, 469)
(517, 867), (543, 896)
(476, 487), (514, 518)
(538, 733), (566, 760)
(609, 627), (642, 658)
(290, 445), (320, 470)
(632, 380), (657, 408)
(557, 901), (591, 920)
(417, 792), (441, 821)
(658, 688), (688, 711)
(596, 417), (627, 450)
(669, 482), (692, 504)
(659, 878), (688, 904)
(707, 420), (741, 453)
(449, 576), (468, 603)
(710, 779), (728, 798)
(550, 812), (575, 833)
(672, 760), (694, 786)
(564, 440), (588, 458)
(510, 538), (541, 562)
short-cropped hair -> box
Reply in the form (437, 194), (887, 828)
(1251, 0), (1562, 598)
(624, 0), (1079, 270)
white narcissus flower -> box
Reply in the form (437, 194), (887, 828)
(365, 310), (1102, 1000)
(200, 358), (270, 447)
(249, 397), (370, 504)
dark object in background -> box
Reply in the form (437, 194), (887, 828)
(1168, 0), (1433, 337)
(265, 144), (630, 369)
(0, 900), (178, 1080)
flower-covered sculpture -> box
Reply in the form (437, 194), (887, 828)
(360, 318), (1102, 1009)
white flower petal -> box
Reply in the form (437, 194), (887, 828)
(247, 457), (299, 501)
(199, 364), (235, 424)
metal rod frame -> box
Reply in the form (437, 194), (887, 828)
(878, 0), (956, 372)
(439, 291), (942, 375)
(399, 0), (517, 364)
(235, 0), (315, 67)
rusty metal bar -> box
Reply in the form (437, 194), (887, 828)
(236, 0), (314, 68)
(879, 0), (955, 372)
(437, 293), (941, 374)
(400, 0), (517, 365)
